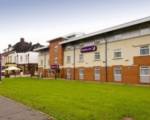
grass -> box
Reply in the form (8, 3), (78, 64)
(0, 78), (150, 120)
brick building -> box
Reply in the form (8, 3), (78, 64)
(59, 17), (150, 84)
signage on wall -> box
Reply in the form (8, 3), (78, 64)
(80, 45), (97, 53)
(51, 64), (59, 69)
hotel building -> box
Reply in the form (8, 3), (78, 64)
(60, 17), (150, 84)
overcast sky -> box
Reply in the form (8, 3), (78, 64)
(0, 0), (150, 52)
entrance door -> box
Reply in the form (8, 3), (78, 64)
(66, 68), (71, 80)
(114, 66), (122, 82)
(94, 67), (100, 81)
(140, 66), (150, 83)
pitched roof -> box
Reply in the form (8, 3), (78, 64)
(34, 46), (49, 52)
(60, 16), (150, 45)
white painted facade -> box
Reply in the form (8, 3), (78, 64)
(3, 51), (38, 65)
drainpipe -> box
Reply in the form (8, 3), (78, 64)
(73, 45), (76, 80)
(44, 53), (46, 77)
(104, 36), (108, 82)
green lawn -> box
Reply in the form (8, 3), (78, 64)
(0, 78), (150, 120)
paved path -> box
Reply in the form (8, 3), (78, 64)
(0, 96), (52, 120)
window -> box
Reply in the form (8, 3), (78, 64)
(15, 56), (17, 63)
(20, 56), (23, 62)
(140, 66), (150, 83)
(40, 60), (43, 66)
(66, 68), (71, 80)
(94, 52), (100, 61)
(94, 67), (100, 80)
(47, 59), (50, 66)
(79, 69), (84, 80)
(114, 49), (122, 59)
(54, 57), (58, 64)
(79, 54), (84, 62)
(66, 56), (71, 64)
(140, 46), (149, 56)
(54, 46), (58, 57)
(114, 66), (122, 81)
(26, 54), (28, 62)
(9, 56), (12, 63)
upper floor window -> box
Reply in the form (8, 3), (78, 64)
(40, 60), (43, 66)
(94, 52), (100, 61)
(20, 56), (23, 62)
(9, 56), (12, 63)
(15, 56), (17, 63)
(79, 54), (84, 62)
(66, 56), (71, 64)
(54, 57), (58, 64)
(114, 49), (122, 59)
(140, 46), (149, 56)
(26, 54), (29, 62)
(47, 59), (50, 66)
(54, 46), (58, 56)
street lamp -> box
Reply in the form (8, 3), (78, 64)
(28, 53), (29, 74)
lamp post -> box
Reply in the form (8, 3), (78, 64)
(28, 53), (29, 74)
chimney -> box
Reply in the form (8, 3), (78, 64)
(20, 38), (25, 42)
(8, 44), (11, 48)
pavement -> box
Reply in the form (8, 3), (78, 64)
(0, 96), (53, 120)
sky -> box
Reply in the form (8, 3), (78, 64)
(0, 0), (150, 52)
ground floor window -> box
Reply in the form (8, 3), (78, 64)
(114, 66), (122, 81)
(140, 66), (150, 83)
(79, 68), (84, 80)
(66, 68), (71, 80)
(94, 67), (100, 80)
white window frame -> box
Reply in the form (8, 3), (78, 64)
(66, 56), (71, 64)
(114, 66), (122, 81)
(140, 46), (150, 56)
(20, 56), (23, 62)
(79, 54), (84, 62)
(79, 68), (84, 80)
(40, 59), (43, 66)
(94, 52), (100, 61)
(94, 67), (100, 80)
(66, 68), (71, 80)
(113, 49), (122, 59)
(140, 66), (150, 83)
(54, 57), (58, 64)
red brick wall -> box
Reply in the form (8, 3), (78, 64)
(134, 56), (150, 65)
(122, 65), (139, 84)
(62, 65), (141, 84)
(49, 38), (64, 66)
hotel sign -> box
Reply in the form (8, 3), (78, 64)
(51, 64), (59, 69)
(81, 45), (97, 53)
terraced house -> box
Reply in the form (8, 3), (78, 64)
(59, 16), (150, 84)
(2, 38), (42, 76)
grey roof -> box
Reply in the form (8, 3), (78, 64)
(34, 46), (49, 52)
(60, 16), (150, 45)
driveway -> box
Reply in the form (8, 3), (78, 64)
(0, 96), (52, 120)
